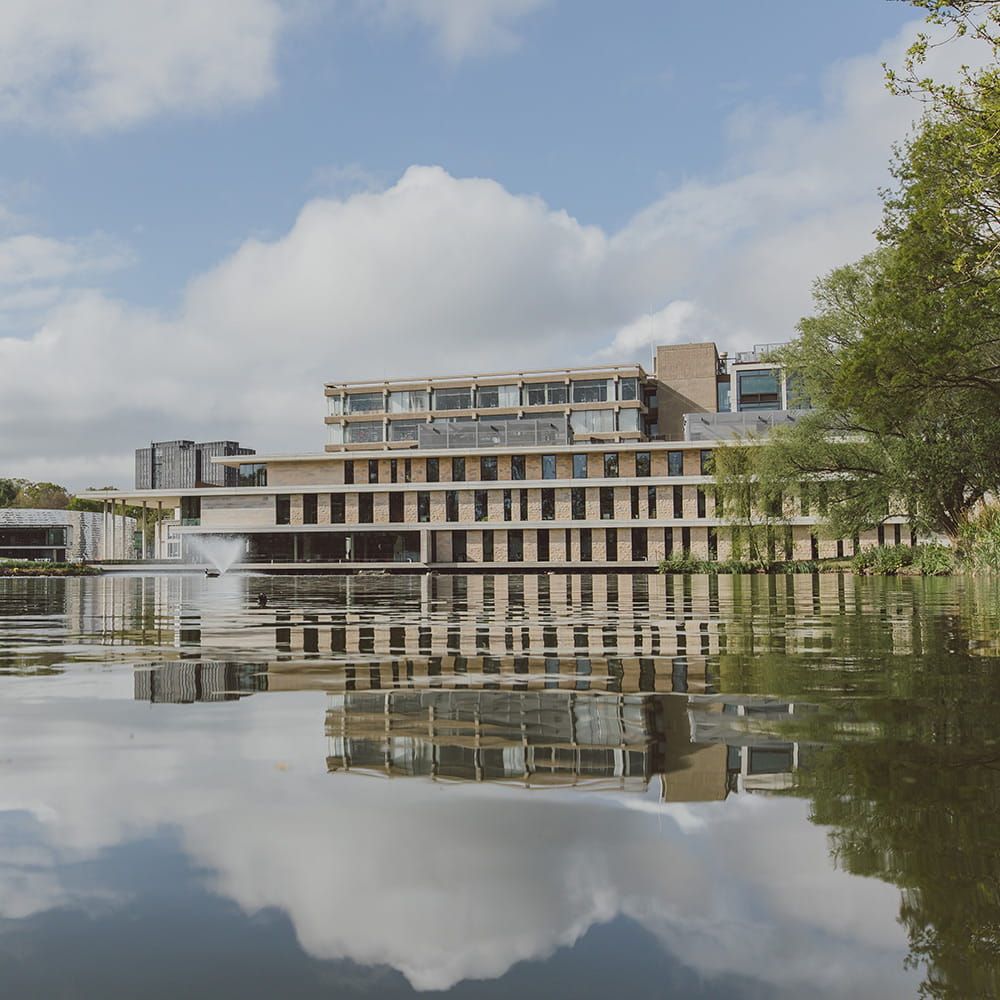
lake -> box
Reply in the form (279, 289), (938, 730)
(0, 571), (997, 999)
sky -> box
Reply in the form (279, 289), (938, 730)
(0, 0), (947, 489)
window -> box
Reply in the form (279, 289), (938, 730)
(631, 527), (648, 561)
(480, 456), (498, 481)
(327, 423), (344, 445)
(600, 487), (615, 520)
(358, 494), (373, 523)
(275, 495), (290, 525)
(181, 496), (201, 524)
(635, 452), (651, 477)
(647, 486), (657, 519)
(417, 492), (430, 522)
(388, 420), (422, 442)
(453, 531), (467, 562)
(389, 493), (403, 522)
(483, 529), (494, 561)
(572, 379), (612, 403)
(451, 456), (465, 482)
(387, 390), (429, 412)
(508, 530), (524, 562)
(541, 489), (555, 520)
(503, 489), (512, 521)
(667, 451), (683, 476)
(580, 528), (592, 562)
(697, 488), (707, 518)
(238, 463), (267, 487)
(404, 459), (412, 483)
(327, 395), (343, 416)
(343, 460), (354, 485)
(369, 459), (379, 484)
(619, 377), (638, 401)
(477, 384), (519, 408)
(346, 391), (384, 413)
(604, 453), (619, 478)
(536, 529), (550, 562)
(570, 408), (615, 434)
(700, 450), (714, 475)
(303, 494), (317, 524)
(571, 487), (586, 520)
(475, 490), (489, 521)
(630, 486), (640, 519)
(617, 409), (640, 432)
(331, 493), (345, 523)
(519, 490), (528, 520)
(717, 380), (731, 412)
(390, 459), (398, 483)
(573, 453), (588, 478)
(426, 457), (439, 482)
(737, 370), (781, 410)
(433, 387), (473, 410)
(511, 455), (526, 480)
(525, 381), (568, 406)
(446, 491), (459, 522)
(672, 485), (683, 518)
(605, 529), (618, 561)
(709, 527), (718, 560)
(346, 421), (383, 443)
(542, 454), (557, 479)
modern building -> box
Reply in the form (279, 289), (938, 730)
(80, 341), (910, 568)
(135, 440), (256, 490)
(0, 508), (137, 562)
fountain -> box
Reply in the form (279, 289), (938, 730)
(188, 535), (246, 576)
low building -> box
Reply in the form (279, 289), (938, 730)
(0, 508), (137, 562)
(79, 340), (910, 568)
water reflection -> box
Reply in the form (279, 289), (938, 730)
(1, 571), (999, 997)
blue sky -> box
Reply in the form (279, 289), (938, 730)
(0, 1), (943, 487)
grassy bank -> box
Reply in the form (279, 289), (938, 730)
(0, 560), (101, 577)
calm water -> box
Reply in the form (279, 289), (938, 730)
(1, 571), (998, 999)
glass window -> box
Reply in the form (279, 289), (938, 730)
(433, 387), (473, 411)
(358, 494), (373, 523)
(635, 452), (650, 477)
(525, 381), (568, 406)
(303, 494), (317, 524)
(619, 377), (638, 401)
(630, 486), (640, 519)
(477, 384), (519, 408)
(536, 529), (549, 562)
(347, 392), (384, 413)
(483, 529), (495, 561)
(345, 421), (383, 443)
(510, 455), (526, 480)
(572, 379), (612, 403)
(600, 487), (614, 520)
(604, 453), (619, 478)
(404, 459), (412, 483)
(480, 456), (498, 481)
(571, 487), (586, 520)
(503, 489), (512, 521)
(453, 531), (467, 562)
(446, 491), (459, 522)
(388, 420), (422, 442)
(541, 489), (555, 520)
(475, 490), (489, 521)
(368, 459), (379, 484)
(451, 456), (465, 482)
(390, 459), (398, 483)
(238, 463), (267, 487)
(606, 529), (617, 561)
(573, 453), (588, 478)
(508, 530), (524, 562)
(275, 495), (290, 525)
(519, 490), (528, 520)
(717, 380), (731, 413)
(327, 423), (344, 445)
(647, 486), (657, 518)
(580, 528), (592, 562)
(673, 485), (683, 518)
(737, 370), (781, 410)
(327, 395), (344, 416)
(631, 527), (648, 561)
(331, 494), (345, 523)
(541, 455), (557, 479)
(387, 390), (429, 413)
(417, 492), (430, 523)
(667, 451), (683, 476)
(700, 450), (714, 475)
(618, 408), (640, 432)
(426, 457), (439, 482)
(343, 460), (354, 485)
(570, 408), (615, 434)
(389, 493), (403, 522)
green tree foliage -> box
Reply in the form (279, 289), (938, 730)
(5, 479), (72, 509)
(0, 478), (18, 507)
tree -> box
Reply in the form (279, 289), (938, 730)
(0, 478), (17, 507)
(9, 480), (72, 509)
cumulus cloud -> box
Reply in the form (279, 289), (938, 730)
(358, 0), (554, 59)
(0, 0), (285, 132)
(0, 18), (974, 487)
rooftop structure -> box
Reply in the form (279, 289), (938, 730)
(135, 440), (255, 490)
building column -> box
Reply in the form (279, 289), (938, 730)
(102, 501), (108, 560)
(141, 502), (147, 559)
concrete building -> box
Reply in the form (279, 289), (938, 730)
(79, 341), (910, 568)
(0, 508), (137, 561)
(135, 440), (256, 490)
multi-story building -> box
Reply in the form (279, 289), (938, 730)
(135, 440), (256, 490)
(81, 341), (910, 568)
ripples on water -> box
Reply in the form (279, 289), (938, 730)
(0, 571), (998, 999)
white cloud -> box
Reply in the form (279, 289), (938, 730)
(0, 0), (285, 132)
(358, 0), (554, 59)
